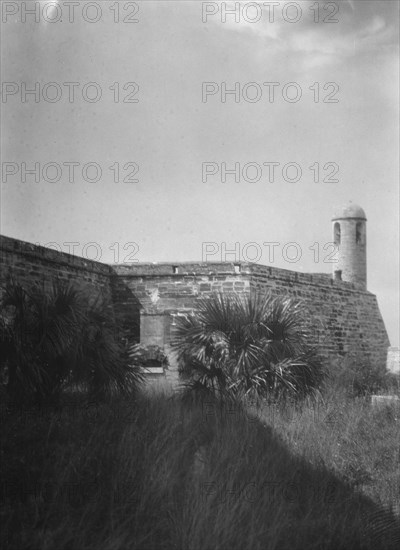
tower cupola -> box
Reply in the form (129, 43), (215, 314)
(332, 202), (367, 289)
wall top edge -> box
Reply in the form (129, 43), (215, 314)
(0, 234), (112, 274)
(1, 235), (374, 295)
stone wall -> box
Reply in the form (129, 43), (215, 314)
(114, 261), (390, 369)
(0, 235), (113, 297)
(248, 263), (389, 367)
(0, 235), (391, 376)
(112, 262), (251, 348)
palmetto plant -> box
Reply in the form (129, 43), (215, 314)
(0, 279), (143, 404)
(171, 291), (325, 402)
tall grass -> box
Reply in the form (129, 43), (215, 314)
(254, 388), (400, 513)
(1, 384), (399, 550)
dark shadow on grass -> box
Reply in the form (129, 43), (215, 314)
(0, 391), (399, 550)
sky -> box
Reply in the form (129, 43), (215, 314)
(1, 0), (399, 345)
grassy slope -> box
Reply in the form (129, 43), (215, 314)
(1, 388), (399, 550)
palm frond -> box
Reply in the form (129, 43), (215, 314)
(0, 278), (143, 404)
(171, 291), (325, 403)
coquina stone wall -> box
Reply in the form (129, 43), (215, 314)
(0, 235), (391, 377)
(0, 235), (113, 297)
(114, 261), (390, 369)
(248, 263), (389, 366)
(112, 262), (251, 348)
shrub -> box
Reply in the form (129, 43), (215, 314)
(171, 291), (325, 403)
(326, 353), (399, 398)
(0, 278), (144, 405)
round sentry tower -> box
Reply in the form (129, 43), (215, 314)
(331, 202), (367, 289)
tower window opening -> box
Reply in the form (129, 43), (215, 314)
(356, 222), (364, 244)
(334, 222), (341, 245)
(334, 270), (342, 281)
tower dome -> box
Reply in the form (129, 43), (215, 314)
(332, 202), (366, 221)
(331, 202), (367, 289)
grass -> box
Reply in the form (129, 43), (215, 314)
(253, 389), (400, 513)
(1, 381), (399, 550)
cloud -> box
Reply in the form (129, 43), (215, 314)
(207, 1), (397, 68)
